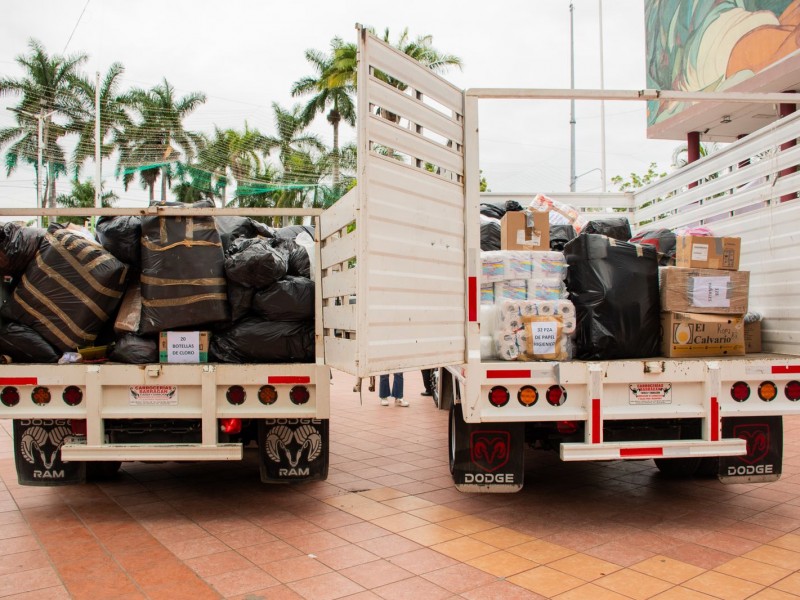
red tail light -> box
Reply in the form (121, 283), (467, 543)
(731, 381), (750, 402)
(557, 421), (579, 435)
(1, 387), (20, 407)
(70, 419), (87, 436)
(63, 386), (83, 406)
(226, 385), (246, 405)
(786, 381), (800, 402)
(488, 386), (510, 407)
(32, 386), (51, 405)
(290, 386), (310, 405)
(219, 418), (242, 435)
(546, 385), (567, 406)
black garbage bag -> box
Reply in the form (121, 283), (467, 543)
(550, 224), (576, 251)
(210, 318), (314, 363)
(224, 237), (287, 288)
(480, 202), (505, 220)
(109, 334), (158, 364)
(215, 216), (274, 253)
(565, 233), (660, 360)
(581, 217), (632, 241)
(629, 228), (677, 266)
(0, 322), (60, 363)
(227, 282), (254, 322)
(0, 223), (44, 277)
(95, 216), (142, 267)
(253, 276), (314, 321)
(480, 219), (501, 251)
(139, 199), (229, 334)
(504, 200), (523, 212)
(2, 225), (128, 352)
(271, 238), (311, 278)
(274, 225), (314, 240)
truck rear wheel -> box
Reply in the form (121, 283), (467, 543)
(654, 457), (701, 478)
(87, 461), (122, 481)
(448, 402), (461, 475)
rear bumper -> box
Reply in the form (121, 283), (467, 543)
(560, 438), (746, 461)
(61, 442), (242, 462)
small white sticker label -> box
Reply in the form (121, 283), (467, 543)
(691, 243), (709, 261)
(629, 383), (672, 405)
(130, 385), (178, 406)
(692, 276), (731, 308)
(166, 331), (200, 363)
(531, 321), (558, 355)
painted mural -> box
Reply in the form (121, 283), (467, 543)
(646, 0), (800, 126)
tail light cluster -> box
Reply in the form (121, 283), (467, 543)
(224, 384), (309, 406)
(731, 380), (800, 402)
(488, 385), (567, 408)
(1, 386), (83, 408)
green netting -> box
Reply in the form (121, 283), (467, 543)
(235, 183), (317, 196)
(121, 161), (175, 175)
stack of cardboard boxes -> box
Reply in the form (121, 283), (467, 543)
(660, 236), (748, 357)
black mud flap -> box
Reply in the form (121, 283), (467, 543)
(259, 418), (329, 483)
(452, 408), (524, 492)
(719, 416), (782, 484)
(13, 419), (85, 486)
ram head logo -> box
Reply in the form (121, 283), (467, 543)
(265, 424), (322, 467)
(470, 431), (511, 473)
(20, 425), (72, 469)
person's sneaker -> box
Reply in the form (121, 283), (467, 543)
(380, 397), (389, 406)
(421, 390), (433, 397)
(395, 398), (409, 407)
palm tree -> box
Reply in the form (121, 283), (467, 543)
(266, 102), (326, 178)
(197, 124), (272, 205)
(291, 37), (356, 187)
(68, 62), (134, 178)
(0, 39), (87, 208)
(119, 79), (206, 203)
(54, 179), (117, 225)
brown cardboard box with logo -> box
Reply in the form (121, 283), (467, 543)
(660, 267), (749, 315)
(745, 320), (762, 353)
(661, 312), (745, 358)
(676, 236), (741, 270)
(500, 210), (550, 251)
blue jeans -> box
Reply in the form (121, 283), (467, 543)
(379, 373), (404, 399)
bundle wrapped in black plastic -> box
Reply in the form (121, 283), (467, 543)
(0, 322), (60, 363)
(215, 216), (274, 252)
(224, 238), (287, 288)
(139, 200), (229, 334)
(581, 217), (632, 241)
(629, 228), (677, 266)
(2, 225), (128, 352)
(110, 334), (158, 364)
(271, 238), (311, 278)
(227, 282), (254, 322)
(253, 276), (314, 321)
(550, 224), (576, 251)
(480, 202), (505, 220)
(210, 318), (314, 363)
(0, 223), (44, 277)
(480, 219), (501, 251)
(274, 224), (314, 240)
(564, 234), (660, 360)
(95, 216), (142, 267)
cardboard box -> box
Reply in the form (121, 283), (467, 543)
(745, 320), (762, 353)
(660, 267), (749, 315)
(500, 210), (550, 251)
(661, 312), (745, 358)
(676, 236), (741, 270)
(159, 331), (210, 363)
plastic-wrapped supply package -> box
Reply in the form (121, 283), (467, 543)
(482, 251), (505, 282)
(273, 224), (314, 240)
(215, 216), (274, 253)
(114, 281), (142, 334)
(139, 200), (229, 334)
(581, 217), (632, 242)
(2, 225), (128, 352)
(481, 284), (494, 305)
(565, 233), (660, 360)
(210, 318), (314, 363)
(629, 228), (676, 266)
(227, 283), (254, 322)
(109, 334), (158, 364)
(480, 202), (506, 220)
(252, 276), (314, 321)
(0, 223), (44, 277)
(0, 322), (60, 363)
(224, 238), (287, 288)
(95, 216), (142, 267)
(550, 224), (576, 251)
(271, 237), (311, 278)
(496, 280), (528, 301)
(480, 216), (501, 251)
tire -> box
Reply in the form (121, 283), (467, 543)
(654, 457), (701, 478)
(448, 402), (462, 475)
(696, 457), (720, 478)
(86, 461), (122, 481)
(431, 368), (440, 408)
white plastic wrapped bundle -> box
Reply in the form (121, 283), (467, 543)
(520, 301), (538, 317)
(537, 301), (556, 316)
(498, 300), (522, 330)
(495, 332), (520, 361)
(482, 251), (505, 282)
(480, 335), (496, 359)
(531, 251), (568, 280)
(505, 251), (533, 280)
(556, 299), (575, 316)
(481, 283), (495, 305)
(527, 278), (566, 300)
(496, 280), (528, 301)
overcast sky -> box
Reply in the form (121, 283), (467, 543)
(0, 0), (679, 209)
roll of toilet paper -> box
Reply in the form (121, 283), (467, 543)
(520, 301), (538, 317)
(556, 299), (575, 317)
(537, 301), (556, 316)
(495, 332), (520, 361)
(561, 317), (576, 334)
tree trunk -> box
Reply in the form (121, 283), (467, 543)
(160, 166), (168, 202)
(328, 110), (341, 187)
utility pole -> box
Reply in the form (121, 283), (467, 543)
(7, 107), (55, 226)
(569, 2), (577, 192)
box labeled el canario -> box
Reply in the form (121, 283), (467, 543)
(660, 267), (749, 315)
(676, 235), (740, 270)
(661, 312), (745, 358)
(159, 331), (210, 363)
(500, 210), (549, 251)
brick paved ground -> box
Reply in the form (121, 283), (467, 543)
(0, 370), (798, 599)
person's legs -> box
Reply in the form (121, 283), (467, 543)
(421, 369), (433, 396)
(394, 373), (408, 407)
(379, 374), (390, 406)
